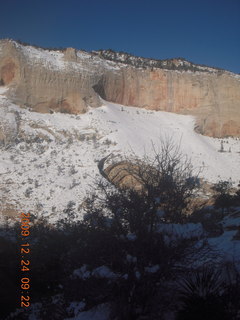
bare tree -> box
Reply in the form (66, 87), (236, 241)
(94, 138), (200, 231)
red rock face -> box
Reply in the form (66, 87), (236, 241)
(100, 69), (240, 137)
(0, 40), (240, 138)
(222, 120), (240, 136)
(0, 59), (16, 85)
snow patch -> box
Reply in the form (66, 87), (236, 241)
(158, 223), (204, 240)
(65, 303), (110, 320)
(73, 265), (118, 280)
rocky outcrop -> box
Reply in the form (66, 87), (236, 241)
(99, 158), (143, 191)
(0, 39), (240, 137)
(0, 40), (103, 114)
(98, 68), (240, 137)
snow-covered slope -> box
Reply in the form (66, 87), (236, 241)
(0, 88), (240, 223)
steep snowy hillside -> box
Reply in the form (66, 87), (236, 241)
(0, 87), (240, 223)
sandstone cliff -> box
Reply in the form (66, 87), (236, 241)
(0, 39), (240, 137)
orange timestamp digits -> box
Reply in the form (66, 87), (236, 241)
(20, 212), (31, 308)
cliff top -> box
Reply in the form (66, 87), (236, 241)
(1, 38), (239, 76)
(92, 49), (224, 73)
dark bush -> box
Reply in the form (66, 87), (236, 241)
(212, 180), (236, 215)
(176, 267), (240, 320)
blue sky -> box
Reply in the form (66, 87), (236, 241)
(0, 0), (239, 73)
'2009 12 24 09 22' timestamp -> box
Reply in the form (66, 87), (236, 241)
(20, 212), (31, 308)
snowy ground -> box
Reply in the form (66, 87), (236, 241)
(1, 86), (240, 320)
(1, 87), (240, 223)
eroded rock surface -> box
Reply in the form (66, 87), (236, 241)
(1, 39), (240, 137)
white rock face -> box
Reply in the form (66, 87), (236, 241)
(0, 40), (240, 137)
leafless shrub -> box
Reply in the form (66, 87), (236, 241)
(100, 138), (201, 223)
